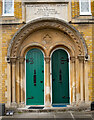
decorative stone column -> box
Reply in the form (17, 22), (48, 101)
(84, 60), (89, 102)
(44, 57), (51, 108)
(75, 56), (81, 104)
(70, 57), (76, 104)
(7, 63), (12, 107)
(78, 55), (85, 103)
(19, 57), (25, 107)
(11, 58), (17, 107)
(16, 58), (20, 104)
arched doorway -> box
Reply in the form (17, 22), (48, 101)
(26, 48), (44, 105)
(6, 19), (88, 108)
(51, 49), (69, 105)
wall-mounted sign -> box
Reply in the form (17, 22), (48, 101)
(26, 4), (68, 23)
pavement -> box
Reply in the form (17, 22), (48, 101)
(1, 111), (94, 120)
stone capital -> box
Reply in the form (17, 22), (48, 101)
(78, 55), (85, 62)
(19, 57), (25, 64)
(70, 56), (75, 63)
(45, 57), (50, 64)
(10, 58), (17, 64)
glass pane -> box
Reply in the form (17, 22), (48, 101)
(81, 2), (89, 12)
(4, 0), (13, 14)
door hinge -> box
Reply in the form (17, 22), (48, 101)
(62, 96), (70, 99)
(27, 96), (34, 100)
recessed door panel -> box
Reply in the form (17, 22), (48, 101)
(26, 48), (44, 105)
(52, 49), (69, 105)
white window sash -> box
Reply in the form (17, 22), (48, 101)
(2, 0), (14, 16)
(79, 0), (92, 15)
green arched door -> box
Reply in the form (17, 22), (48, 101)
(52, 49), (69, 105)
(26, 48), (44, 105)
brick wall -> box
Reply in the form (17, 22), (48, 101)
(71, 0), (94, 101)
(0, 0), (22, 18)
(92, 23), (94, 101)
(0, 0), (23, 103)
(72, 0), (79, 18)
(0, 0), (94, 104)
(0, 24), (2, 103)
(72, 0), (94, 18)
(1, 24), (23, 103)
(73, 24), (93, 101)
(14, 1), (22, 19)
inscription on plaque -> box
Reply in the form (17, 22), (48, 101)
(26, 4), (68, 23)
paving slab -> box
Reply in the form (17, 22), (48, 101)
(1, 111), (94, 120)
(1, 118), (93, 120)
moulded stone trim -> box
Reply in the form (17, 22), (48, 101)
(22, 0), (69, 2)
(20, 43), (47, 57)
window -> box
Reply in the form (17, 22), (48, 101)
(3, 0), (14, 16)
(79, 0), (91, 15)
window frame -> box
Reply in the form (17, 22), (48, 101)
(2, 0), (14, 16)
(79, 0), (92, 15)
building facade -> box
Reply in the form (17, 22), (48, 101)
(0, 0), (94, 108)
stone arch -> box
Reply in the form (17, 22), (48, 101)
(48, 44), (75, 57)
(7, 18), (88, 62)
(20, 44), (46, 57)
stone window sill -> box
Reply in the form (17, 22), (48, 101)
(72, 15), (93, 23)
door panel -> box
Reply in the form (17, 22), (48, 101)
(26, 48), (44, 105)
(52, 49), (69, 104)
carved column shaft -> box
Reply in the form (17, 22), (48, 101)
(84, 61), (89, 102)
(44, 57), (51, 108)
(70, 57), (76, 103)
(11, 58), (16, 104)
(19, 57), (25, 104)
(75, 57), (80, 103)
(16, 59), (20, 104)
(7, 63), (12, 106)
(78, 56), (85, 102)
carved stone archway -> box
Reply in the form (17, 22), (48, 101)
(7, 18), (88, 108)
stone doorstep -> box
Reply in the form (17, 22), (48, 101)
(5, 103), (91, 114)
(17, 106), (91, 113)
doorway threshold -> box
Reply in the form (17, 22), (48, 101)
(28, 106), (44, 109)
(52, 105), (67, 107)
(17, 104), (90, 112)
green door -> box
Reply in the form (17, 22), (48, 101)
(26, 48), (44, 105)
(52, 49), (69, 105)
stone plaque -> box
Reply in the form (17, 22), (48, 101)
(26, 4), (68, 23)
